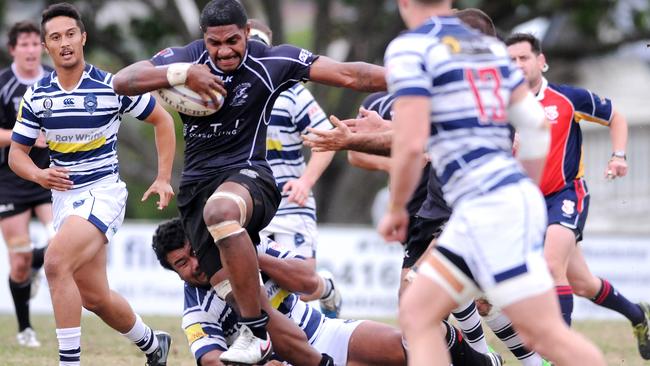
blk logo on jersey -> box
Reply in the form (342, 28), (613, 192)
(230, 83), (250, 107)
(63, 98), (75, 107)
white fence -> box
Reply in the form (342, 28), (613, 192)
(0, 223), (649, 320)
(582, 125), (650, 233)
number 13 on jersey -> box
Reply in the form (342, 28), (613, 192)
(465, 67), (507, 124)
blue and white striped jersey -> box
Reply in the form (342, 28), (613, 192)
(182, 283), (239, 362)
(385, 16), (527, 206)
(267, 83), (331, 219)
(12, 64), (155, 190)
(181, 236), (326, 362)
(257, 237), (325, 343)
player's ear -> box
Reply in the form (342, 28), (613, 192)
(81, 32), (87, 47)
(539, 53), (548, 72)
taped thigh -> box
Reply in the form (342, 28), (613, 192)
(207, 220), (245, 243)
(214, 280), (233, 301)
(418, 250), (480, 305)
(207, 191), (247, 226)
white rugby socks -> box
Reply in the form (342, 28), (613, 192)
(56, 327), (81, 366)
(121, 314), (159, 355)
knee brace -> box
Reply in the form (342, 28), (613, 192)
(206, 191), (247, 226)
(6, 237), (33, 254)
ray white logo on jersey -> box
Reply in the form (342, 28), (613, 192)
(53, 131), (103, 142)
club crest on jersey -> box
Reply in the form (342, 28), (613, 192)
(561, 199), (575, 216)
(544, 105), (559, 122)
(43, 98), (53, 117)
(230, 83), (251, 107)
(84, 94), (97, 114)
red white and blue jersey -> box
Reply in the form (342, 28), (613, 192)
(385, 16), (526, 206)
(150, 39), (318, 186)
(12, 64), (155, 190)
(537, 78), (613, 196)
(267, 84), (331, 220)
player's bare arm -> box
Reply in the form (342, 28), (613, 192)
(140, 103), (176, 210)
(257, 253), (320, 295)
(283, 150), (334, 207)
(606, 109), (628, 179)
(0, 128), (12, 147)
(378, 96), (430, 243)
(113, 61), (226, 106)
(348, 151), (392, 172)
(8, 142), (72, 191)
(303, 115), (393, 155)
(309, 55), (386, 92)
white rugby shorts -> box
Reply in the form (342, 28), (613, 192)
(420, 179), (553, 308)
(261, 214), (318, 258)
(312, 318), (362, 366)
(52, 180), (127, 242)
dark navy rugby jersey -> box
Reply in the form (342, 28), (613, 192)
(361, 92), (450, 220)
(151, 39), (318, 184)
(0, 64), (53, 203)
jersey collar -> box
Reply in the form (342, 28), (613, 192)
(535, 77), (548, 101)
(11, 63), (46, 85)
(52, 63), (93, 92)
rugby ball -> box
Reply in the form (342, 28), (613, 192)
(155, 85), (224, 117)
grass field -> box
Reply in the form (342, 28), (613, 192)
(0, 314), (646, 365)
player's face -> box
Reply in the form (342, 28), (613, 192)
(10, 32), (42, 73)
(203, 24), (250, 72)
(42, 16), (86, 70)
(166, 243), (210, 287)
(507, 41), (545, 87)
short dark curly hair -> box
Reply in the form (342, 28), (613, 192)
(151, 218), (187, 271)
(200, 0), (248, 31)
